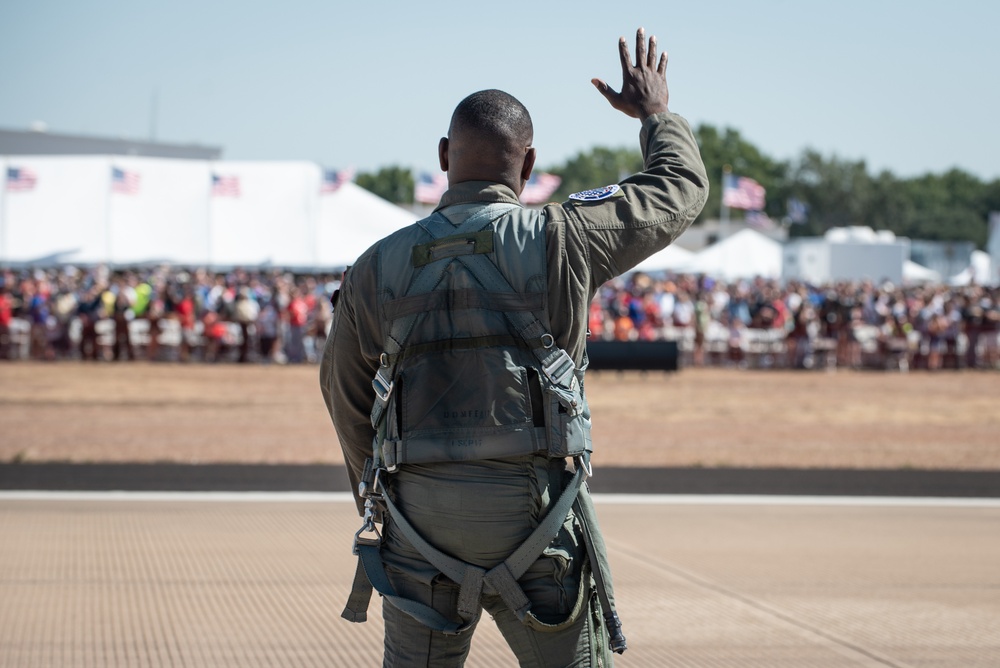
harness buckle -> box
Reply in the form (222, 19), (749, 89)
(352, 499), (383, 555)
(372, 367), (394, 404)
(575, 453), (593, 478)
(542, 348), (575, 387)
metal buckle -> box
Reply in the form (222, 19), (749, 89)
(372, 368), (393, 403)
(352, 499), (383, 555)
(370, 468), (384, 499)
(575, 453), (593, 478)
(358, 468), (384, 501)
(542, 348), (576, 386)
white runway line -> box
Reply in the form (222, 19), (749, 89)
(1, 490), (1000, 507)
(593, 493), (1000, 507)
(0, 491), (358, 503)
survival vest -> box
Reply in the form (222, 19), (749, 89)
(369, 202), (592, 470)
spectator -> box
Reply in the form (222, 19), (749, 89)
(233, 287), (259, 363)
(256, 296), (281, 363)
(0, 283), (12, 360)
(285, 286), (308, 363)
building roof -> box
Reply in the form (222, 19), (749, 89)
(0, 128), (221, 160)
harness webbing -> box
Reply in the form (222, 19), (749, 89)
(383, 333), (543, 367)
(342, 463), (589, 634)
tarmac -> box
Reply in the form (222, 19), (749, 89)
(2, 486), (999, 667)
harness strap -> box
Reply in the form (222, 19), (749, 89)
(342, 462), (589, 633)
(383, 333), (546, 366)
(341, 552), (374, 623)
(454, 251), (580, 395)
(354, 541), (474, 634)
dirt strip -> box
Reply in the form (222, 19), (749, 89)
(1, 362), (998, 470)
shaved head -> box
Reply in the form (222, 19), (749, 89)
(440, 89), (536, 192)
(449, 89), (533, 151)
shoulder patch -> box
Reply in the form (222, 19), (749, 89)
(568, 184), (621, 202)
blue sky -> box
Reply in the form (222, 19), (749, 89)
(2, 1), (998, 180)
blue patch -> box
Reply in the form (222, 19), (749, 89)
(568, 184), (621, 202)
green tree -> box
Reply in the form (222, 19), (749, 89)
(694, 124), (787, 222)
(861, 170), (914, 234)
(786, 151), (872, 237)
(356, 166), (415, 205)
(900, 169), (988, 246)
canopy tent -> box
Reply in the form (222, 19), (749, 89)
(317, 182), (417, 268)
(949, 250), (995, 286)
(902, 260), (941, 283)
(2, 156), (116, 264)
(632, 242), (696, 273)
(0, 155), (417, 269)
(687, 228), (783, 280)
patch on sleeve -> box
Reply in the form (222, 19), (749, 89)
(568, 184), (622, 202)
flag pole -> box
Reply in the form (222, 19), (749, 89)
(0, 160), (7, 262)
(721, 164), (731, 241)
(105, 160), (113, 265)
(206, 165), (213, 268)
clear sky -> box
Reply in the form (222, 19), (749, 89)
(2, 1), (998, 181)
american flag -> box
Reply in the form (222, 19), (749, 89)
(111, 166), (141, 195)
(722, 174), (765, 210)
(212, 173), (241, 197)
(786, 197), (809, 224)
(520, 172), (562, 205)
(414, 172), (448, 204)
(6, 166), (37, 191)
(745, 210), (776, 231)
(321, 167), (355, 194)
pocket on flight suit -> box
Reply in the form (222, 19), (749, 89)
(522, 515), (587, 628)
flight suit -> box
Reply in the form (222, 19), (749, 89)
(320, 111), (708, 667)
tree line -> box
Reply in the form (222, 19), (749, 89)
(356, 125), (1000, 248)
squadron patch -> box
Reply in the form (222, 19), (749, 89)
(568, 184), (621, 202)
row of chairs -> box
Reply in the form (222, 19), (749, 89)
(658, 322), (995, 371)
(3, 317), (246, 361)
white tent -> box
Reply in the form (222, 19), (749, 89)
(1, 156), (111, 264)
(902, 260), (941, 283)
(687, 228), (783, 280)
(208, 160), (319, 267)
(633, 242), (695, 273)
(949, 250), (995, 286)
(108, 156), (211, 265)
(0, 155), (418, 269)
(317, 182), (417, 268)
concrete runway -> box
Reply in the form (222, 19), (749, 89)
(2, 492), (998, 667)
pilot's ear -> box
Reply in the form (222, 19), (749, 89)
(520, 147), (536, 184)
(438, 137), (449, 172)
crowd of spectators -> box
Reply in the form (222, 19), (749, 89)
(0, 265), (339, 365)
(589, 272), (1000, 371)
(1, 264), (998, 371)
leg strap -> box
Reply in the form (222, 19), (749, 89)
(341, 552), (374, 623)
(340, 544), (475, 635)
(342, 463), (588, 633)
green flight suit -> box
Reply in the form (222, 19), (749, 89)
(320, 111), (708, 667)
